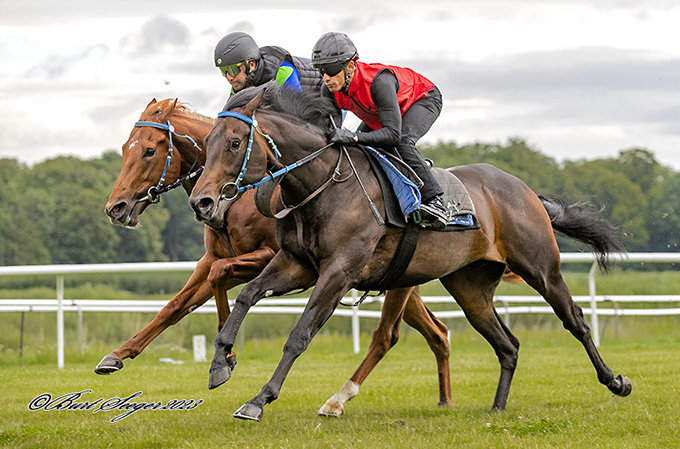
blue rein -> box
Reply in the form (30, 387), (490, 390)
(134, 120), (203, 203)
(216, 111), (333, 201)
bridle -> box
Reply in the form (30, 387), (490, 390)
(133, 120), (204, 203)
(215, 111), (335, 201)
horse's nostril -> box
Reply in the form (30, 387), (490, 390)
(107, 201), (127, 219)
(190, 196), (215, 218)
(199, 198), (214, 210)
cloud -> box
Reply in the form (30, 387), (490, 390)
(119, 15), (192, 56)
(469, 47), (680, 93)
(24, 44), (109, 79)
(3, 1), (680, 170)
(226, 21), (256, 35)
(399, 45), (680, 166)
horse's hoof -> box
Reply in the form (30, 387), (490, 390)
(233, 402), (263, 422)
(318, 399), (344, 417)
(94, 356), (124, 375)
(208, 352), (237, 389)
(609, 374), (632, 397)
(208, 365), (232, 390)
(226, 352), (237, 370)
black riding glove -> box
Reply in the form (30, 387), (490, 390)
(330, 128), (359, 145)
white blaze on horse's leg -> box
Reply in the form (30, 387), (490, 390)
(318, 380), (360, 417)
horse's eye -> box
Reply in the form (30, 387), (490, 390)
(143, 148), (156, 157)
(230, 140), (241, 151)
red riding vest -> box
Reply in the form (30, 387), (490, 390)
(334, 61), (434, 130)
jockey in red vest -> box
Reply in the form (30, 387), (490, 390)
(312, 32), (447, 229)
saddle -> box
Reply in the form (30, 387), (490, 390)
(361, 146), (480, 231)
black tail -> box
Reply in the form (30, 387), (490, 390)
(538, 194), (627, 272)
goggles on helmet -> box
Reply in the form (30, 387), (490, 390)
(220, 61), (246, 77)
(314, 62), (346, 77)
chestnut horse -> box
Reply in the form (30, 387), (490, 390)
(98, 98), (453, 414)
(189, 84), (631, 422)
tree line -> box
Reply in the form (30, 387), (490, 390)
(0, 139), (678, 267)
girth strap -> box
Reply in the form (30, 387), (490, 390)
(372, 220), (421, 293)
(293, 209), (319, 273)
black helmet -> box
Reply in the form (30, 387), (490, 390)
(214, 32), (261, 67)
(311, 32), (358, 67)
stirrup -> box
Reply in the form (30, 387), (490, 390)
(419, 204), (448, 230)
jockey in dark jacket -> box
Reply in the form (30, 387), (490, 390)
(214, 32), (322, 95)
(311, 31), (448, 229)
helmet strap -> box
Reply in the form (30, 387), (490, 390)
(341, 63), (355, 94)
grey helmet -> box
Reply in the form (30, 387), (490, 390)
(311, 32), (358, 67)
(214, 32), (261, 67)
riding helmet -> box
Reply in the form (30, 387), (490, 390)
(214, 32), (261, 67)
(311, 32), (358, 67)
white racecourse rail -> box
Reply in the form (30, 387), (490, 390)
(1, 253), (679, 369)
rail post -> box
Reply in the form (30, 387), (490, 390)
(589, 262), (600, 347)
(57, 275), (64, 369)
(351, 290), (360, 354)
(78, 306), (83, 355)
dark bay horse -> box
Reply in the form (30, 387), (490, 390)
(98, 98), (453, 414)
(189, 84), (631, 422)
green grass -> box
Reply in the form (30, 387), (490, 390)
(1, 269), (679, 447)
(1, 326), (679, 448)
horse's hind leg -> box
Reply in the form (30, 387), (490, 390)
(401, 288), (452, 407)
(510, 257), (632, 397)
(318, 286), (413, 417)
(440, 261), (519, 412)
(318, 286), (451, 417)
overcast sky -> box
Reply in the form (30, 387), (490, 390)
(1, 1), (679, 170)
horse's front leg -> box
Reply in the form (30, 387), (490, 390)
(209, 250), (316, 390)
(207, 247), (277, 376)
(95, 253), (216, 374)
(233, 266), (353, 422)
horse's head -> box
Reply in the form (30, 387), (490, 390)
(105, 98), (208, 227)
(190, 89), (272, 229)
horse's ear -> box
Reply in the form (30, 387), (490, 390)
(146, 98), (157, 108)
(243, 89), (266, 117)
(159, 98), (178, 122)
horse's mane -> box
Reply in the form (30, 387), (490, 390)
(142, 98), (215, 125)
(223, 81), (337, 134)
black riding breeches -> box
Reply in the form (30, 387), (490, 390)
(397, 86), (444, 201)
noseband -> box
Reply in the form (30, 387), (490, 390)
(133, 120), (204, 203)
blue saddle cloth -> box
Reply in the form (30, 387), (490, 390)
(361, 145), (479, 231)
(363, 146), (421, 217)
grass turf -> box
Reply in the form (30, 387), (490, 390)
(1, 327), (678, 449)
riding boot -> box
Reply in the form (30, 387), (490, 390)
(420, 195), (448, 230)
